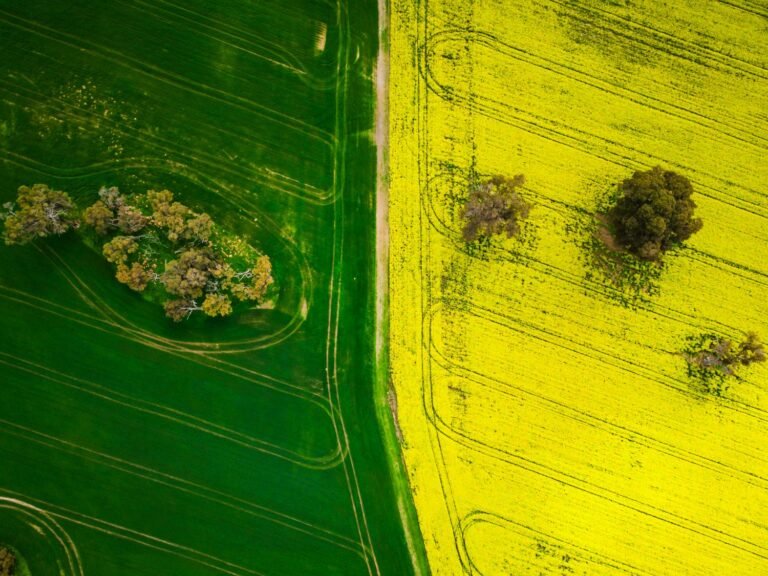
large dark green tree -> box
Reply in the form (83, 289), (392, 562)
(607, 166), (703, 261)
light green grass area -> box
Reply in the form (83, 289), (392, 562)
(0, 1), (425, 573)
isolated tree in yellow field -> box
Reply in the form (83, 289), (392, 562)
(607, 166), (702, 261)
(0, 184), (78, 245)
(690, 332), (766, 375)
(461, 174), (530, 243)
(687, 331), (766, 395)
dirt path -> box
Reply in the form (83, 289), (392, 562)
(375, 0), (390, 365)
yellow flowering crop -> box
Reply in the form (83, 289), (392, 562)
(389, 0), (768, 573)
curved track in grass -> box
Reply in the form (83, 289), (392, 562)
(0, 0), (425, 574)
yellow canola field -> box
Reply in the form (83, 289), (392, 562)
(389, 0), (768, 574)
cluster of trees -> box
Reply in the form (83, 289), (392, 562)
(1, 184), (274, 322)
(84, 187), (274, 321)
(461, 167), (763, 391)
(0, 547), (15, 576)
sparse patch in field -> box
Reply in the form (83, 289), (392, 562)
(21, 76), (134, 160)
(559, 0), (658, 70)
(439, 255), (472, 313)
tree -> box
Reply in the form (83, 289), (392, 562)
(116, 204), (148, 234)
(83, 200), (115, 235)
(181, 213), (213, 244)
(98, 186), (125, 211)
(252, 255), (274, 294)
(102, 235), (138, 265)
(202, 293), (233, 317)
(0, 546), (15, 576)
(461, 174), (530, 242)
(607, 166), (702, 261)
(161, 248), (217, 299)
(224, 255), (274, 302)
(737, 332), (767, 365)
(163, 298), (202, 322)
(1, 184), (78, 245)
(115, 261), (153, 292)
(148, 189), (192, 243)
(83, 187), (142, 235)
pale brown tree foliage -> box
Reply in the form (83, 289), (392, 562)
(224, 255), (274, 302)
(0, 546), (15, 576)
(116, 204), (149, 234)
(202, 293), (233, 317)
(1, 184), (78, 245)
(689, 332), (766, 377)
(148, 189), (193, 243)
(83, 200), (115, 235)
(162, 248), (217, 299)
(163, 299), (200, 322)
(116, 261), (153, 292)
(102, 235), (138, 265)
(461, 174), (530, 243)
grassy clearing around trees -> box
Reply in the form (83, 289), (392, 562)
(0, 1), (423, 574)
(390, 0), (768, 573)
(2, 184), (276, 321)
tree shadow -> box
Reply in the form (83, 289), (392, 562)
(571, 185), (666, 309)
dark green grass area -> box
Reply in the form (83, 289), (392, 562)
(0, 1), (425, 574)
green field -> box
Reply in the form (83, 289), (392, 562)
(0, 1), (424, 574)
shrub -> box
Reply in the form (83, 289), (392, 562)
(461, 174), (530, 243)
(686, 332), (766, 394)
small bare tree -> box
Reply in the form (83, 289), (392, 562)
(687, 332), (766, 394)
